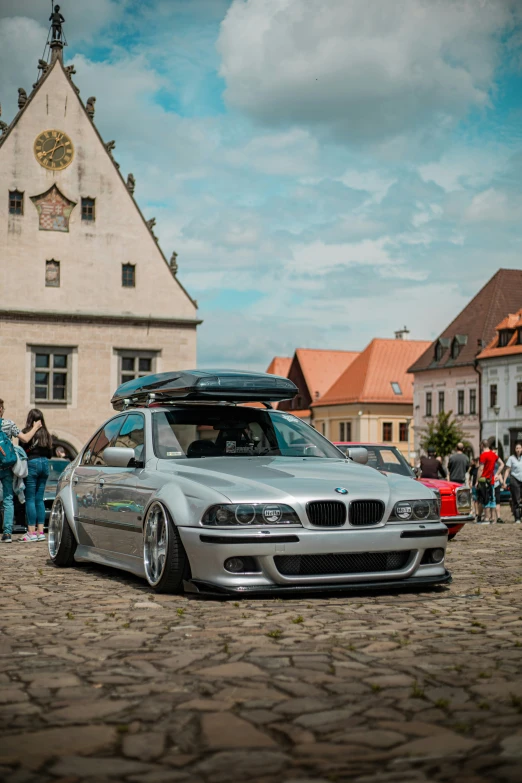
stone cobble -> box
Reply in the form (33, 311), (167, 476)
(0, 523), (521, 783)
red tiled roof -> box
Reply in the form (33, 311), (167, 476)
(294, 349), (359, 401)
(266, 356), (292, 377)
(313, 338), (431, 406)
(408, 269), (522, 373)
(477, 308), (522, 359)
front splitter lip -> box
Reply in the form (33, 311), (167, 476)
(183, 569), (452, 598)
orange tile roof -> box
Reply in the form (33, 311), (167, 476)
(477, 308), (522, 359)
(313, 338), (431, 407)
(294, 349), (359, 401)
(266, 356), (292, 377)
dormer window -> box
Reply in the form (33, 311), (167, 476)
(391, 382), (402, 395)
(498, 329), (514, 347)
(434, 338), (450, 361)
(451, 340), (460, 360)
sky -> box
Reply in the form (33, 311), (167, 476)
(1, 0), (522, 369)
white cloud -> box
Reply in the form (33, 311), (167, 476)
(218, 0), (519, 147)
(226, 128), (318, 175)
(419, 147), (510, 191)
(289, 238), (396, 274)
(464, 187), (521, 222)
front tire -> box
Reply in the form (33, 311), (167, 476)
(143, 502), (188, 593)
(48, 498), (77, 566)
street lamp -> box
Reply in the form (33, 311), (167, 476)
(493, 405), (500, 449)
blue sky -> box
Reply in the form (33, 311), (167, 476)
(1, 0), (522, 368)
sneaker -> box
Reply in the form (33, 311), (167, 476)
(497, 518), (505, 524)
(515, 519), (521, 524)
(20, 533), (38, 542)
(37, 533), (46, 541)
(1, 533), (12, 543)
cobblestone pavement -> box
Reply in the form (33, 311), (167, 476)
(0, 522), (521, 783)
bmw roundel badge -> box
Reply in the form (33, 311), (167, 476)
(335, 487), (348, 495)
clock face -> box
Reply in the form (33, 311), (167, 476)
(34, 130), (74, 171)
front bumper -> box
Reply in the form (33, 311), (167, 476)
(179, 523), (450, 593)
(442, 513), (474, 528)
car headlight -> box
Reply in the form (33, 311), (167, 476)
(456, 487), (471, 514)
(202, 503), (301, 526)
(389, 499), (440, 522)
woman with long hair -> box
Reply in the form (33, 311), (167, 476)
(20, 409), (52, 542)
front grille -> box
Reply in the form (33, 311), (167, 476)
(349, 500), (385, 526)
(307, 501), (346, 527)
(275, 550), (412, 576)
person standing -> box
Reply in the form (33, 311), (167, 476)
(504, 442), (522, 524)
(419, 447), (447, 480)
(19, 409), (52, 542)
(468, 458), (481, 520)
(0, 399), (42, 543)
(448, 443), (469, 484)
(491, 445), (505, 523)
(476, 440), (498, 524)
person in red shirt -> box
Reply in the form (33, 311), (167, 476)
(477, 440), (498, 524)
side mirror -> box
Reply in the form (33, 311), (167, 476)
(103, 447), (136, 468)
(347, 447), (368, 465)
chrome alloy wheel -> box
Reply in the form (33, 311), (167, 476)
(48, 498), (65, 558)
(143, 502), (169, 586)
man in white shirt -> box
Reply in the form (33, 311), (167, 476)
(504, 442), (522, 524)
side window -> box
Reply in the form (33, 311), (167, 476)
(113, 413), (145, 460)
(81, 429), (103, 465)
(90, 417), (126, 466)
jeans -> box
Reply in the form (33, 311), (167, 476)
(25, 458), (49, 529)
(0, 469), (14, 535)
(510, 476), (522, 520)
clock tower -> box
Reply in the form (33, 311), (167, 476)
(0, 5), (199, 455)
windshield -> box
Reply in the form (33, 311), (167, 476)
(152, 407), (343, 459)
(47, 459), (71, 482)
(337, 444), (414, 477)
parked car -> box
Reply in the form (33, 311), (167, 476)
(44, 458), (72, 523)
(48, 370), (451, 595)
(334, 443), (473, 539)
(0, 457), (70, 534)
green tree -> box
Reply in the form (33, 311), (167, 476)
(419, 411), (471, 459)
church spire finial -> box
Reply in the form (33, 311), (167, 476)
(49, 4), (66, 63)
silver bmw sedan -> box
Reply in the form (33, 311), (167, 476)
(48, 370), (451, 595)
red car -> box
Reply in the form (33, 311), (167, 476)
(334, 443), (473, 539)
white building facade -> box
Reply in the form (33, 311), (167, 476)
(0, 39), (199, 454)
(478, 310), (522, 459)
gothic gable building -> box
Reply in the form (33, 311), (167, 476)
(0, 33), (199, 453)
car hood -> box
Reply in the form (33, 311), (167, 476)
(167, 456), (430, 504)
(419, 477), (460, 495)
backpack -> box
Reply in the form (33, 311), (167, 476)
(0, 419), (17, 470)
